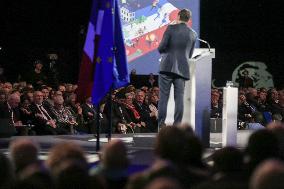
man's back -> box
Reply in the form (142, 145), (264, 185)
(158, 23), (197, 80)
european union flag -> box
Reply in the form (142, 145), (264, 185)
(77, 0), (129, 107)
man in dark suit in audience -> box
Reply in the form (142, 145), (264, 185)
(81, 96), (97, 134)
(158, 9), (197, 128)
(0, 93), (23, 135)
(0, 93), (21, 124)
(133, 90), (157, 132)
(29, 91), (66, 135)
(104, 91), (133, 134)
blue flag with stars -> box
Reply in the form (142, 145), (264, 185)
(87, 0), (129, 106)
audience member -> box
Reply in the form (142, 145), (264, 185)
(46, 142), (88, 175)
(250, 159), (284, 189)
(54, 160), (92, 189)
(9, 138), (40, 175)
(91, 139), (129, 189)
(246, 112), (266, 130)
(245, 129), (280, 176)
(133, 89), (157, 132)
(81, 96), (97, 134)
(128, 126), (208, 189)
(238, 94), (253, 123)
(104, 91), (134, 134)
(29, 91), (59, 135)
(27, 60), (47, 90)
(267, 121), (284, 160)
(211, 91), (222, 118)
(52, 95), (76, 134)
(0, 89), (7, 103)
(145, 73), (158, 88)
(145, 177), (182, 189)
(0, 93), (23, 129)
(130, 69), (138, 88)
(196, 147), (248, 189)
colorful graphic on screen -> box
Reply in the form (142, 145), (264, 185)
(118, 0), (200, 74)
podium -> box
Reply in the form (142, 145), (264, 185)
(165, 48), (215, 147)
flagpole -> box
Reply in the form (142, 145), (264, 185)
(107, 90), (112, 142)
(106, 0), (117, 142)
(96, 106), (101, 151)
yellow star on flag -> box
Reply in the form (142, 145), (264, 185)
(96, 56), (102, 64)
(108, 57), (113, 63)
(106, 2), (111, 9)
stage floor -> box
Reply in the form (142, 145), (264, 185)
(0, 130), (254, 165)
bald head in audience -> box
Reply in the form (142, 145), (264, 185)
(7, 92), (20, 108)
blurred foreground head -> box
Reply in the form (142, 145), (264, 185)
(101, 139), (129, 170)
(46, 142), (87, 174)
(250, 159), (284, 189)
(9, 138), (39, 173)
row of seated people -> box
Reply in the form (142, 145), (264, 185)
(0, 91), (97, 135)
(2, 79), (283, 135)
(211, 87), (284, 129)
(2, 122), (284, 189)
(0, 81), (159, 135)
(103, 85), (159, 133)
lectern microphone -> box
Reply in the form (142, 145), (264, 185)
(197, 38), (211, 52)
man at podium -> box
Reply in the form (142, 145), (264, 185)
(157, 9), (197, 128)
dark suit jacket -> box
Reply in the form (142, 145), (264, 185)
(29, 103), (56, 127)
(133, 101), (156, 132)
(158, 23), (197, 80)
(104, 100), (133, 133)
(0, 102), (12, 120)
(0, 102), (21, 122)
(81, 103), (97, 124)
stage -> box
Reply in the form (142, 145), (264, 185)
(0, 130), (254, 165)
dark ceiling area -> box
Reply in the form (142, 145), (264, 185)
(1, 0), (91, 48)
(201, 0), (283, 88)
(0, 0), (283, 86)
(201, 0), (283, 51)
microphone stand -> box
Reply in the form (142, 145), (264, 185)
(197, 38), (211, 52)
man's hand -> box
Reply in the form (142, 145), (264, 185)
(76, 106), (82, 115)
(87, 112), (94, 117)
(14, 121), (23, 126)
(35, 113), (45, 120)
(21, 108), (31, 115)
(47, 119), (57, 128)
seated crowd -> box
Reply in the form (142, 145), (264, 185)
(1, 122), (284, 189)
(0, 68), (283, 136)
(211, 87), (284, 129)
(0, 81), (159, 136)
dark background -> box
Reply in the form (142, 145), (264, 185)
(201, 0), (284, 88)
(0, 0), (283, 87)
